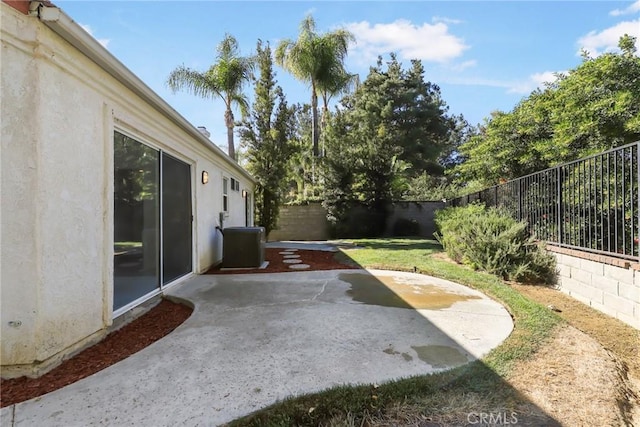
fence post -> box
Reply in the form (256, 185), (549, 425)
(518, 179), (522, 221)
(557, 166), (563, 245)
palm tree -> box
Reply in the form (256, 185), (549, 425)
(167, 34), (253, 161)
(275, 16), (354, 157)
(316, 69), (358, 157)
(319, 71), (357, 111)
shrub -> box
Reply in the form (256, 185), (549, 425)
(434, 203), (486, 263)
(434, 204), (557, 284)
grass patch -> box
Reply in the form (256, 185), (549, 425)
(230, 238), (562, 426)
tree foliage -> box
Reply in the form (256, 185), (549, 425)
(284, 103), (324, 202)
(167, 34), (253, 161)
(322, 55), (455, 236)
(454, 35), (640, 186)
(239, 41), (294, 236)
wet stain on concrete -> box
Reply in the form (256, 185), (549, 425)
(383, 346), (414, 362)
(411, 345), (469, 368)
(340, 273), (480, 310)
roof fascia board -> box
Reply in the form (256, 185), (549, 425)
(34, 1), (255, 183)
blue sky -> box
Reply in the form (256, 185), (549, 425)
(58, 1), (640, 151)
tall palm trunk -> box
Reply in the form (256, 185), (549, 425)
(311, 83), (320, 157)
(321, 93), (330, 157)
(225, 107), (236, 161)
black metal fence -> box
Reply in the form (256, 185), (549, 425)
(448, 142), (639, 261)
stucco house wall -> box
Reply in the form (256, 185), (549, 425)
(1, 1), (255, 376)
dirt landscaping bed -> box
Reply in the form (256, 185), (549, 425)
(0, 300), (192, 408)
(509, 283), (640, 426)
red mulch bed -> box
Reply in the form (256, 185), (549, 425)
(206, 247), (360, 274)
(1, 248), (356, 407)
(0, 299), (192, 408)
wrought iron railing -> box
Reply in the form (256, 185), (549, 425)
(448, 142), (639, 261)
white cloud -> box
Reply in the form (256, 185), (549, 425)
(451, 59), (477, 72)
(346, 19), (469, 64)
(432, 16), (463, 25)
(610, 0), (640, 16)
(80, 24), (110, 48)
(442, 71), (562, 95)
(440, 77), (512, 90)
(577, 19), (640, 56)
(507, 71), (561, 94)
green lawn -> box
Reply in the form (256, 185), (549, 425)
(230, 238), (562, 426)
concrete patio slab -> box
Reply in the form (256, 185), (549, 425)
(2, 269), (513, 427)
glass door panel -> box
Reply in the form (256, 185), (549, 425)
(161, 154), (192, 284)
(113, 132), (160, 310)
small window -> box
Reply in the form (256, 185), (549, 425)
(230, 178), (240, 191)
(223, 177), (229, 212)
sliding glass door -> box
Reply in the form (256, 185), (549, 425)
(113, 131), (192, 311)
(113, 132), (160, 310)
(162, 154), (192, 284)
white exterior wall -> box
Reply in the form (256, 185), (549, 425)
(1, 6), (42, 367)
(1, 3), (254, 374)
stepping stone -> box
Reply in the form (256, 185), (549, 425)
(279, 251), (294, 255)
(283, 259), (302, 264)
(285, 249), (299, 252)
(283, 254), (300, 259)
(289, 264), (310, 270)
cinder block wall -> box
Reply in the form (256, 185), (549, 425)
(549, 245), (640, 329)
(384, 201), (445, 238)
(268, 203), (329, 241)
(269, 201), (445, 241)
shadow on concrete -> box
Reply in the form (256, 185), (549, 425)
(228, 242), (562, 427)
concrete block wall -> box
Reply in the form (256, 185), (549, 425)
(268, 203), (330, 241)
(384, 201), (445, 238)
(549, 245), (640, 329)
(268, 201), (444, 241)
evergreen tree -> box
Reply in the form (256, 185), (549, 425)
(239, 41), (294, 236)
(322, 54), (454, 236)
(286, 103), (317, 201)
